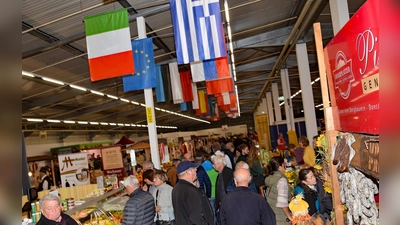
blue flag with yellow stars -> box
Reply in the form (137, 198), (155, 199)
(123, 38), (156, 91)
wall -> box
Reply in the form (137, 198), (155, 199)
(24, 124), (248, 157)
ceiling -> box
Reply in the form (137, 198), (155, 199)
(22, 0), (366, 136)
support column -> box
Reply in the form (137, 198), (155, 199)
(137, 17), (160, 169)
(280, 68), (295, 131)
(296, 43), (318, 142)
(260, 98), (268, 114)
(266, 92), (275, 126)
(329, 0), (350, 35)
(271, 83), (282, 122)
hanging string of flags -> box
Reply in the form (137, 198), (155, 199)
(83, 0), (239, 122)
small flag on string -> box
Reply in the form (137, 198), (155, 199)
(169, 62), (183, 104)
(155, 65), (165, 102)
(179, 71), (194, 102)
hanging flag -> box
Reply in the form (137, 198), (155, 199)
(215, 92), (231, 106)
(170, 0), (227, 64)
(155, 65), (165, 102)
(169, 62), (183, 104)
(161, 65), (172, 102)
(180, 71), (194, 102)
(84, 9), (134, 81)
(122, 38), (156, 91)
(196, 90), (209, 115)
(191, 56), (230, 82)
(206, 77), (234, 94)
(180, 102), (187, 111)
(192, 83), (199, 109)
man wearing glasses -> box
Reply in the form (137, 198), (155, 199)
(172, 161), (214, 225)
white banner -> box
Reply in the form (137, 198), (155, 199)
(58, 152), (90, 187)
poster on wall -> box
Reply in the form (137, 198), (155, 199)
(255, 114), (271, 150)
(101, 146), (126, 181)
(58, 152), (90, 187)
(324, 0), (379, 134)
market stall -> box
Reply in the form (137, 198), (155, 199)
(312, 0), (379, 224)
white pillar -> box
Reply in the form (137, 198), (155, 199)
(260, 98), (268, 114)
(280, 68), (295, 131)
(296, 43), (318, 142)
(137, 17), (160, 169)
(266, 92), (275, 126)
(329, 0), (350, 35)
(271, 83), (282, 122)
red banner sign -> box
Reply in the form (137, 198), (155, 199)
(324, 0), (379, 134)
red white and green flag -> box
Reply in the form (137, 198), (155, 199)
(84, 9), (134, 81)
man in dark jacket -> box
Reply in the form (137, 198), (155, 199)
(212, 155), (233, 211)
(37, 194), (78, 225)
(122, 175), (155, 225)
(38, 167), (52, 191)
(183, 152), (212, 198)
(172, 161), (214, 225)
(219, 168), (276, 225)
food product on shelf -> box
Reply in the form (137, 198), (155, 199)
(338, 167), (379, 225)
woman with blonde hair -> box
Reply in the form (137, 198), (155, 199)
(298, 136), (316, 167)
(152, 170), (175, 225)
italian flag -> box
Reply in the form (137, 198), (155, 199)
(84, 9), (134, 81)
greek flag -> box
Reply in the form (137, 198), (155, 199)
(170, 0), (227, 65)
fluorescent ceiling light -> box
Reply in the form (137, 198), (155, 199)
(42, 77), (64, 85)
(91, 90), (104, 96)
(78, 121), (88, 124)
(69, 85), (87, 91)
(140, 103), (146, 107)
(124, 124), (130, 126)
(107, 95), (118, 100)
(109, 123), (116, 126)
(22, 71), (35, 77)
(64, 120), (75, 124)
(131, 101), (140, 105)
(27, 118), (43, 122)
(90, 122), (99, 125)
(100, 122), (108, 125)
(117, 123), (124, 126)
(120, 98), (130, 103)
(47, 119), (60, 123)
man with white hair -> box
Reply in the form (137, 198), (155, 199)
(142, 160), (155, 171)
(172, 161), (214, 225)
(212, 142), (232, 169)
(122, 175), (155, 225)
(212, 155), (233, 213)
(36, 194), (78, 225)
(219, 168), (276, 225)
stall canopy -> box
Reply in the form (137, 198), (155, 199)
(116, 136), (135, 147)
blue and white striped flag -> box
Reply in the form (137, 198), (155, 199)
(170, 0), (227, 65)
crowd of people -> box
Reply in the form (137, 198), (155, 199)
(36, 133), (332, 225)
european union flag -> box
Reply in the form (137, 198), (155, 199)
(123, 38), (156, 91)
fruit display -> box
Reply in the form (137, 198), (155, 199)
(74, 207), (123, 225)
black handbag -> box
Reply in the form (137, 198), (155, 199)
(156, 220), (175, 225)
